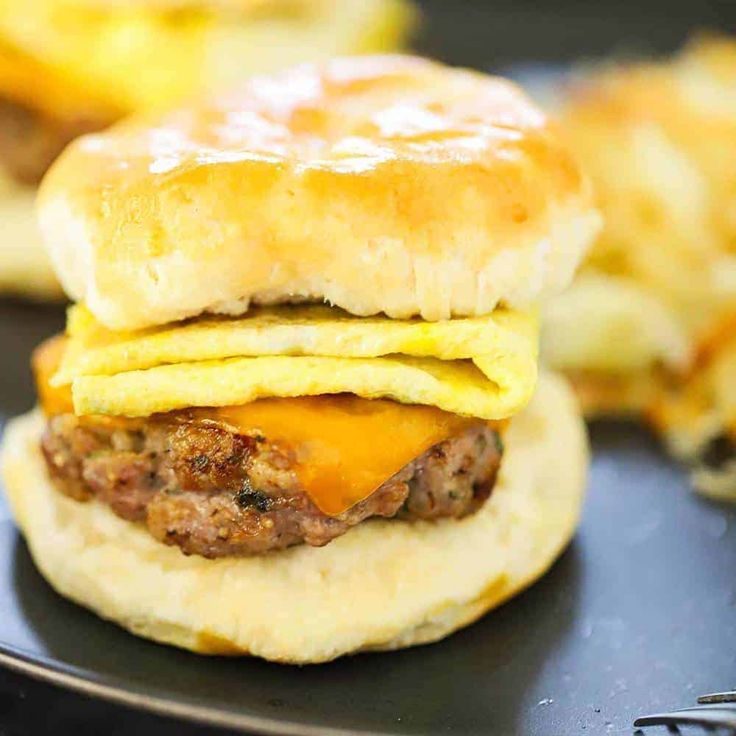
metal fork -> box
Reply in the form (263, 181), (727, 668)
(634, 691), (736, 731)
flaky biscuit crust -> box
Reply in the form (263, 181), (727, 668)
(39, 55), (599, 330)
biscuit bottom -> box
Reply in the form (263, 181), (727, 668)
(1, 372), (587, 664)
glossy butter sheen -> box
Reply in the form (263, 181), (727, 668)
(39, 54), (597, 331)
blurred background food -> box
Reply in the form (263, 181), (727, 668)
(0, 0), (417, 114)
(0, 0), (417, 299)
(540, 35), (736, 498)
(0, 1), (735, 731)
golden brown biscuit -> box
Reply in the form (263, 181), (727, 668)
(39, 55), (600, 330)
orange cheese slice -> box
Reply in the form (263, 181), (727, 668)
(33, 336), (74, 415)
(200, 397), (481, 516)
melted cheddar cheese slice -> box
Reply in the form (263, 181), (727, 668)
(55, 304), (538, 421)
(201, 397), (486, 515)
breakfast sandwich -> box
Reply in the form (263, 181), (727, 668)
(541, 36), (736, 495)
(2, 55), (599, 663)
(0, 0), (416, 298)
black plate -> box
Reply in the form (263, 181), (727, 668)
(1, 300), (736, 736)
(3, 3), (736, 732)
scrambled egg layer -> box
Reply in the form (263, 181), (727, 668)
(0, 0), (416, 114)
(56, 304), (538, 420)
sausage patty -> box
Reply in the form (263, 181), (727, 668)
(41, 412), (504, 558)
(0, 98), (108, 185)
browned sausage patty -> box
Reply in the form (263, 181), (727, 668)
(41, 413), (503, 558)
(0, 98), (109, 185)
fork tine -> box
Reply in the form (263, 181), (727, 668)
(698, 691), (736, 704)
(634, 704), (736, 729)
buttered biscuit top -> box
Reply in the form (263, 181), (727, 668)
(39, 54), (600, 330)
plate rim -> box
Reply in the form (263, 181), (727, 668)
(0, 642), (395, 736)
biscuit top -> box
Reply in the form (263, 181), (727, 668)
(39, 54), (599, 330)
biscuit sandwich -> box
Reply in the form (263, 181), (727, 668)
(2, 55), (598, 663)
